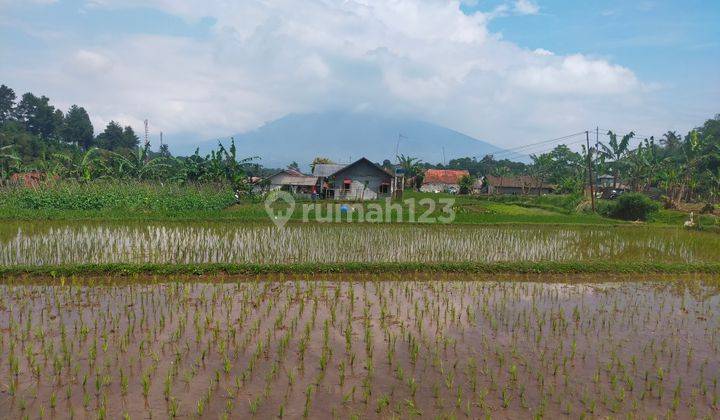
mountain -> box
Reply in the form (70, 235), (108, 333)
(195, 112), (507, 170)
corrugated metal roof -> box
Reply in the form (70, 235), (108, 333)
(329, 158), (393, 178)
(312, 163), (347, 177)
(271, 175), (319, 186)
(265, 169), (319, 186)
(485, 175), (553, 189)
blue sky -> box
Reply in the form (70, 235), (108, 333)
(1, 0), (718, 150)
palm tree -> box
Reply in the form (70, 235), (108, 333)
(599, 130), (634, 188)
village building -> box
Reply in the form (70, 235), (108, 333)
(484, 175), (554, 195)
(323, 157), (393, 200)
(255, 168), (320, 197)
(420, 169), (469, 193)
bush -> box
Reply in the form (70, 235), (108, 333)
(700, 203), (715, 214)
(0, 181), (237, 213)
(608, 193), (659, 221)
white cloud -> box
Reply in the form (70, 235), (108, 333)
(514, 0), (539, 15)
(511, 54), (640, 95)
(533, 48), (553, 56)
(4, 0), (654, 148)
(71, 50), (112, 73)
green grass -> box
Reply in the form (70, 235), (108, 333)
(2, 182), (715, 228)
(4, 261), (720, 277)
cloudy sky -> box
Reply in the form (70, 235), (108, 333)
(1, 0), (718, 149)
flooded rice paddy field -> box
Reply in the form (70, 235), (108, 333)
(2, 221), (720, 265)
(1, 273), (719, 418)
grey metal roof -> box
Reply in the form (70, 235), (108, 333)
(312, 163), (347, 177)
(264, 169), (319, 186)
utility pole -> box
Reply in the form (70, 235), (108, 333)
(143, 119), (150, 147)
(395, 133), (407, 161)
(596, 126), (599, 151)
(586, 130), (596, 212)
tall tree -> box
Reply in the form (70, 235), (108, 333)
(61, 105), (94, 150)
(95, 121), (125, 151)
(0, 85), (15, 124)
(14, 93), (63, 139)
(121, 126), (140, 150)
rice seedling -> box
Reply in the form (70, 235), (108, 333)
(0, 273), (718, 417)
(3, 221), (720, 267)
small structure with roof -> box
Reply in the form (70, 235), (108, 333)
(420, 169), (469, 193)
(255, 168), (320, 197)
(323, 157), (394, 200)
(484, 175), (554, 195)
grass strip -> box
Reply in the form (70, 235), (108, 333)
(3, 261), (720, 277)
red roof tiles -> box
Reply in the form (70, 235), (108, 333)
(422, 169), (469, 185)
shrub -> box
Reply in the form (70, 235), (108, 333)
(0, 181), (237, 213)
(458, 175), (474, 195)
(608, 193), (659, 221)
(700, 203), (715, 214)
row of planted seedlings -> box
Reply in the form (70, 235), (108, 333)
(4, 222), (720, 266)
(0, 273), (719, 418)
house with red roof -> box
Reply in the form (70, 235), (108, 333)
(420, 169), (469, 193)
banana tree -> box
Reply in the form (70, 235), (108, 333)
(0, 145), (21, 180)
(51, 147), (103, 181)
(396, 154), (422, 189)
(599, 130), (634, 188)
(110, 143), (171, 180)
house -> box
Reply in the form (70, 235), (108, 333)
(420, 169), (469, 193)
(324, 157), (394, 200)
(255, 168), (320, 197)
(596, 174), (615, 189)
(595, 174), (630, 198)
(485, 175), (554, 195)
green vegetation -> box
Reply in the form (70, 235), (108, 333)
(3, 261), (720, 277)
(0, 181), (236, 214)
(606, 192), (660, 221)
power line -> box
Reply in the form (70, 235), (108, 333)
(488, 134), (588, 161)
(489, 131), (587, 156)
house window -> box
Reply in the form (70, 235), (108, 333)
(379, 182), (390, 194)
(343, 179), (352, 191)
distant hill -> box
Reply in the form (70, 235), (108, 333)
(195, 112), (507, 170)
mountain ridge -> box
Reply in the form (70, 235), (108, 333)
(195, 112), (507, 170)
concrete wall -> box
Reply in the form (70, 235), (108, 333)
(420, 183), (459, 193)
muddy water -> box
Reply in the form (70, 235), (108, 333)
(2, 220), (719, 265)
(0, 273), (719, 418)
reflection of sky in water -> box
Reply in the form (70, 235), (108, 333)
(1, 221), (719, 266)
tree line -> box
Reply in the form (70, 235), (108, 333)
(391, 116), (720, 205)
(0, 84), (273, 192)
(1, 83), (718, 204)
